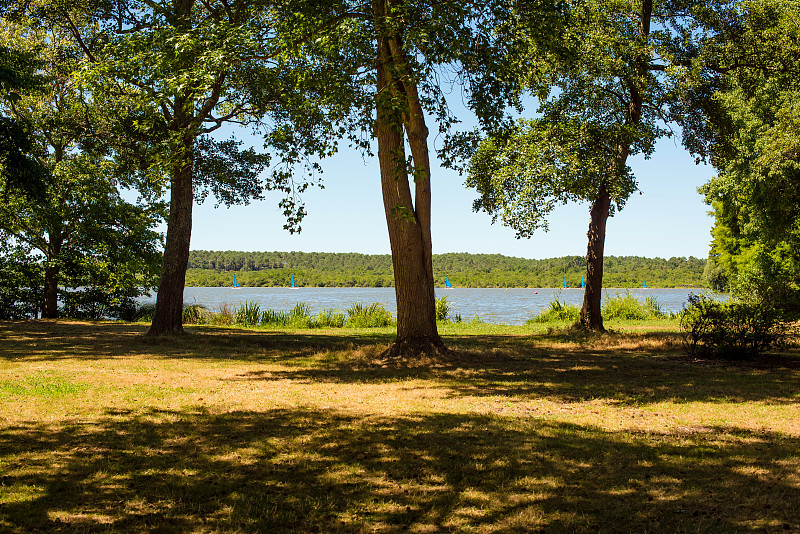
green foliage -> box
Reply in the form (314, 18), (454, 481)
(185, 251), (706, 289)
(681, 1), (800, 316)
(528, 292), (580, 324)
(346, 302), (393, 328)
(314, 309), (347, 328)
(680, 294), (790, 360)
(183, 304), (207, 325)
(601, 291), (666, 321)
(234, 302), (261, 327)
(0, 17), (164, 319)
(0, 44), (47, 197)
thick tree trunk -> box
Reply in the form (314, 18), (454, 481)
(148, 138), (194, 336)
(42, 261), (59, 319)
(374, 0), (445, 357)
(577, 180), (611, 331)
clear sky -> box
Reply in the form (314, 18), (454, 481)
(189, 121), (715, 260)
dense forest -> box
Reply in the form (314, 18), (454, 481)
(185, 251), (706, 288)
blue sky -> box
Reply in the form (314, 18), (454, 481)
(189, 128), (715, 260)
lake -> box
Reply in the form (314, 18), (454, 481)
(161, 287), (714, 325)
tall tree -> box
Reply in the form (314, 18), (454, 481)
(467, 0), (675, 331)
(281, 0), (513, 356)
(19, 0), (345, 334)
(0, 16), (164, 319)
(681, 0), (800, 311)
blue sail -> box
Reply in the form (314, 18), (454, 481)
(446, 275), (451, 288)
(290, 274), (297, 288)
(232, 274), (239, 288)
(581, 276), (584, 288)
(564, 276), (568, 288)
(643, 276), (646, 288)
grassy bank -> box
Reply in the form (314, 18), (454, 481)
(1, 320), (799, 532)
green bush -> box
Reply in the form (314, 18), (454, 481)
(528, 292), (580, 324)
(602, 290), (665, 321)
(209, 303), (234, 326)
(346, 302), (393, 328)
(234, 301), (261, 326)
(183, 303), (208, 325)
(680, 294), (789, 359)
(314, 308), (347, 328)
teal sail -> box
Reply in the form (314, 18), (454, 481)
(564, 276), (568, 288)
(581, 276), (584, 288)
(643, 276), (646, 288)
(446, 275), (452, 288)
(290, 274), (297, 288)
(232, 274), (239, 288)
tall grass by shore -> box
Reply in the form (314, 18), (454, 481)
(528, 290), (674, 324)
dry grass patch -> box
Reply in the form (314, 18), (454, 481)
(1, 320), (799, 532)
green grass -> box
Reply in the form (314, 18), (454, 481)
(0, 319), (798, 532)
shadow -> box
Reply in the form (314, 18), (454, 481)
(3, 321), (800, 406)
(0, 408), (797, 532)
(0, 320), (395, 363)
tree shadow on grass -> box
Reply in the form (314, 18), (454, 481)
(2, 321), (799, 406)
(0, 320), (395, 363)
(0, 408), (798, 532)
(237, 340), (800, 406)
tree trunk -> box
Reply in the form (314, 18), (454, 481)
(577, 179), (611, 331)
(42, 263), (59, 319)
(374, 0), (445, 357)
(42, 232), (63, 319)
(577, 0), (651, 332)
(148, 136), (194, 336)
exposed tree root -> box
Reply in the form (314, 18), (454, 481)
(380, 335), (450, 360)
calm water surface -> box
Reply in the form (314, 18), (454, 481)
(161, 287), (714, 325)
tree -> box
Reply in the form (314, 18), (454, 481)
(467, 0), (673, 331)
(0, 17), (164, 319)
(687, 0), (800, 312)
(20, 0), (348, 334)
(281, 0), (514, 356)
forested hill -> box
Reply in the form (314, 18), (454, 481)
(185, 251), (706, 288)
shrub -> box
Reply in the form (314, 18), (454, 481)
(260, 308), (290, 326)
(680, 293), (789, 359)
(183, 303), (208, 325)
(209, 303), (234, 326)
(314, 308), (346, 328)
(234, 301), (260, 326)
(346, 302), (393, 328)
(528, 292), (580, 324)
(133, 303), (157, 323)
(602, 290), (665, 321)
(435, 296), (450, 322)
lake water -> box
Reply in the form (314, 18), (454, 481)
(160, 287), (715, 325)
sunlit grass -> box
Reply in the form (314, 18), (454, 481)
(0, 319), (798, 532)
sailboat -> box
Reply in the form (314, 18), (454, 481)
(564, 276), (568, 289)
(581, 276), (585, 288)
(445, 275), (452, 289)
(232, 274), (239, 288)
(290, 274), (297, 288)
(642, 276), (646, 288)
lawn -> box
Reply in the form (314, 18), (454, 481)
(0, 319), (798, 533)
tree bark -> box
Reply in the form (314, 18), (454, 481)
(148, 131), (194, 336)
(374, 0), (445, 357)
(42, 239), (61, 319)
(577, 179), (611, 331)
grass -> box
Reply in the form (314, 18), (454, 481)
(1, 319), (799, 532)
